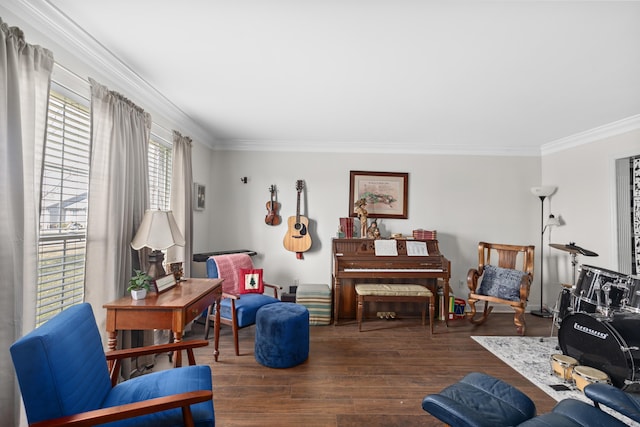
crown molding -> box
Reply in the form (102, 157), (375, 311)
(5, 0), (215, 148)
(215, 139), (542, 156)
(541, 114), (640, 156)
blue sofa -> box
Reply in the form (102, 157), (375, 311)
(422, 372), (627, 427)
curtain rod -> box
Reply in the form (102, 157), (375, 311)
(52, 62), (174, 144)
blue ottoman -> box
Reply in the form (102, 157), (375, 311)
(255, 302), (309, 368)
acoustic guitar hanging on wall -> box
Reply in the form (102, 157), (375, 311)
(283, 179), (312, 256)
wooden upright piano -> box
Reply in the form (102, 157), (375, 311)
(332, 238), (451, 325)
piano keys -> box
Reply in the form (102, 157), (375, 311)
(332, 238), (451, 325)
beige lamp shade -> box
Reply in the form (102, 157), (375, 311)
(131, 210), (185, 250)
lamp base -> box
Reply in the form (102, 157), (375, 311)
(147, 250), (166, 280)
(530, 307), (554, 318)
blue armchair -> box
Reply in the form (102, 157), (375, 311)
(203, 253), (280, 356)
(11, 303), (215, 427)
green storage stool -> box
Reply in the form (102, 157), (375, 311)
(295, 284), (332, 325)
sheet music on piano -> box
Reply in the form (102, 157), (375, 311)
(406, 240), (428, 256)
(374, 239), (398, 256)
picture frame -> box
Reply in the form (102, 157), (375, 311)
(153, 274), (177, 293)
(349, 171), (408, 219)
(194, 183), (205, 211)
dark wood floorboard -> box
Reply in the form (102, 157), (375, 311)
(182, 314), (558, 426)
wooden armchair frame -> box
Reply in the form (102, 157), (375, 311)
(467, 242), (535, 335)
(30, 339), (211, 427)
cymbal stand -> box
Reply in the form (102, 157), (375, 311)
(569, 252), (579, 312)
(571, 252), (578, 287)
(550, 252), (579, 337)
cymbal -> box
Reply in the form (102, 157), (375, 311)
(549, 242), (598, 257)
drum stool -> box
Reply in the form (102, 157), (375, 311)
(254, 302), (309, 368)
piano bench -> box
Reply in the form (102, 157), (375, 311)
(354, 284), (434, 336)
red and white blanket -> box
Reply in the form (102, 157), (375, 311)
(209, 253), (254, 294)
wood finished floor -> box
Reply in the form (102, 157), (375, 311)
(173, 314), (559, 427)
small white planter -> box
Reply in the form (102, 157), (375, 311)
(131, 289), (147, 300)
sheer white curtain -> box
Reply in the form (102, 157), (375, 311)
(0, 19), (54, 425)
(85, 78), (151, 336)
(167, 131), (193, 277)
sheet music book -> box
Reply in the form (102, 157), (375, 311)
(406, 241), (428, 256)
(374, 239), (398, 256)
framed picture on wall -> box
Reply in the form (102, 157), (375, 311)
(194, 183), (205, 211)
(349, 171), (408, 219)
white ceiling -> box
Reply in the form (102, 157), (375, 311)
(33, 1), (640, 154)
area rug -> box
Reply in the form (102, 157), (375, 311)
(472, 335), (638, 426)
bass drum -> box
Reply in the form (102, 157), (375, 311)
(559, 312), (640, 389)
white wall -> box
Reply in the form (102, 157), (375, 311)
(543, 130), (640, 304)
(195, 150), (541, 306)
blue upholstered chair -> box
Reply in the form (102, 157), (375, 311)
(584, 383), (640, 423)
(11, 303), (215, 427)
(204, 253), (280, 356)
(422, 372), (627, 427)
(467, 242), (535, 335)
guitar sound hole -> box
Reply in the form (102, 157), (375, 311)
(294, 223), (307, 235)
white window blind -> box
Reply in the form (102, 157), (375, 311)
(35, 88), (173, 326)
(37, 92), (90, 325)
(148, 138), (172, 211)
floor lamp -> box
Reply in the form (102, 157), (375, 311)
(530, 186), (559, 318)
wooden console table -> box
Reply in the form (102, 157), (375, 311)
(103, 278), (223, 366)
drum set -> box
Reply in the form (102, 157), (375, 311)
(549, 243), (640, 392)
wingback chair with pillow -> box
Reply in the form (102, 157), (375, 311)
(204, 253), (280, 356)
(467, 241), (535, 335)
(10, 303), (215, 427)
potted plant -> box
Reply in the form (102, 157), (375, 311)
(128, 270), (152, 300)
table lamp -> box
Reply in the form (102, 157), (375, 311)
(131, 210), (185, 280)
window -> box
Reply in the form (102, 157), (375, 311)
(37, 91), (90, 325)
(36, 89), (173, 326)
(148, 138), (172, 211)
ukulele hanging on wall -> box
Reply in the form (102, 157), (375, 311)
(283, 180), (312, 256)
(265, 185), (281, 226)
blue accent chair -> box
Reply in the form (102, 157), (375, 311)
(11, 303), (215, 427)
(422, 372), (627, 427)
(204, 253), (280, 356)
(584, 382), (640, 423)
